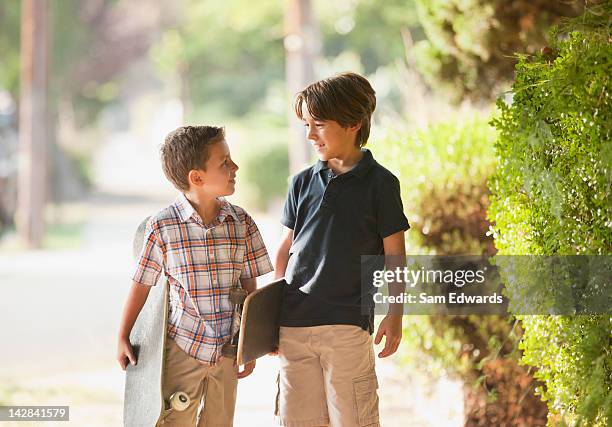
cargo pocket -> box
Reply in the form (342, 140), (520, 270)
(274, 372), (281, 416)
(353, 373), (379, 426)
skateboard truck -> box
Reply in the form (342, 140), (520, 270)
(221, 286), (248, 358)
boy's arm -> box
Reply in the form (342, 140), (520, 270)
(265, 226), (293, 356)
(374, 230), (406, 358)
(117, 281), (152, 370)
(274, 226), (294, 280)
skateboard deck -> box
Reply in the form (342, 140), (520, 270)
(237, 279), (285, 365)
(123, 217), (170, 427)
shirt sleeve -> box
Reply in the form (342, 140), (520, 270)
(377, 175), (410, 238)
(280, 174), (298, 229)
(241, 214), (274, 279)
(132, 218), (164, 286)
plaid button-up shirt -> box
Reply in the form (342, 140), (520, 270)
(132, 193), (273, 364)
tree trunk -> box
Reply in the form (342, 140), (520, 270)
(17, 0), (50, 248)
(284, 0), (319, 174)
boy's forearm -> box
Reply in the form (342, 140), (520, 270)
(382, 231), (407, 316)
(118, 281), (152, 340)
(274, 227), (293, 279)
(274, 248), (290, 280)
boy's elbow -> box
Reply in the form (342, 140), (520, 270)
(382, 230), (406, 256)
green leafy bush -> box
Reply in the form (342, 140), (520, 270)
(488, 4), (612, 425)
(376, 116), (498, 254)
(377, 117), (548, 425)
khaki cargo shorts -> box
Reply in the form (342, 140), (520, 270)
(160, 338), (238, 426)
(275, 324), (380, 427)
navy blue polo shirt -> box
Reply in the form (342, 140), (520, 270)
(280, 149), (410, 332)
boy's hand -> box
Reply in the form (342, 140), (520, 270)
(117, 338), (137, 370)
(374, 314), (403, 358)
(237, 360), (256, 379)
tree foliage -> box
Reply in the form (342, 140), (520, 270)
(0, 3), (20, 100)
(0, 0), (161, 125)
(377, 117), (497, 254)
(488, 3), (612, 425)
(152, 0), (424, 119)
(317, 0), (422, 74)
(413, 0), (591, 102)
(151, 0), (285, 118)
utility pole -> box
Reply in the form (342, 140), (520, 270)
(284, 0), (320, 174)
(18, 0), (49, 248)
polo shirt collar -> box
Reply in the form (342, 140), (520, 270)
(314, 148), (375, 178)
(175, 193), (239, 224)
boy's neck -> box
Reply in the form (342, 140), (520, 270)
(327, 147), (364, 175)
(184, 191), (221, 224)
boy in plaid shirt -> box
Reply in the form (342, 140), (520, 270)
(117, 126), (273, 426)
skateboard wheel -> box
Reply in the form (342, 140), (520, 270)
(229, 288), (247, 304)
(170, 391), (190, 411)
(222, 343), (238, 358)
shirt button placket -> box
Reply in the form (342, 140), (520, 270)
(205, 226), (220, 348)
(320, 176), (338, 210)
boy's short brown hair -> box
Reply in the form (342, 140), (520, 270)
(160, 125), (225, 191)
(293, 72), (376, 147)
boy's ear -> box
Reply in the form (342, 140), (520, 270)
(348, 122), (362, 133)
(188, 169), (204, 187)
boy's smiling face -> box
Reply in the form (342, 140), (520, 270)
(301, 102), (361, 161)
(189, 139), (238, 197)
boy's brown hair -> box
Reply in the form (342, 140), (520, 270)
(160, 125), (225, 191)
(293, 72), (377, 147)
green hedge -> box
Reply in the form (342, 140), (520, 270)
(488, 5), (611, 426)
(376, 116), (497, 254)
(377, 117), (548, 424)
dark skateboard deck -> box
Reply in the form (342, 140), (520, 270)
(237, 279), (285, 365)
(123, 217), (170, 427)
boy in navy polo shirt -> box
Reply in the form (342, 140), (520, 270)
(274, 73), (409, 427)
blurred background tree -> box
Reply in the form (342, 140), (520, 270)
(0, 0), (165, 240)
(151, 0), (285, 119)
(1, 0), (163, 125)
(0, 3), (20, 101)
(149, 0), (425, 210)
(412, 0), (586, 103)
